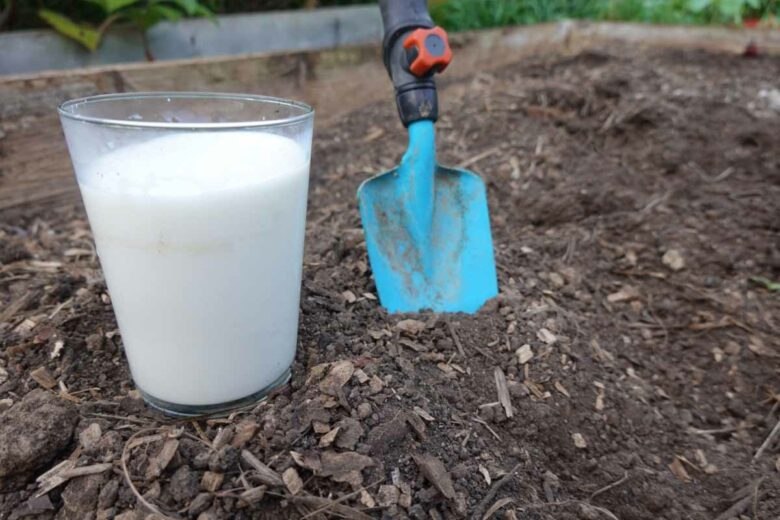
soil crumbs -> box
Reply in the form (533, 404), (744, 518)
(1, 47), (780, 520)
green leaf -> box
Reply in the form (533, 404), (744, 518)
(38, 9), (101, 50)
(192, 3), (216, 21)
(750, 276), (780, 292)
(123, 6), (161, 30)
(164, 0), (199, 15)
(148, 3), (183, 21)
(84, 0), (141, 14)
(686, 0), (712, 12)
(718, 0), (746, 20)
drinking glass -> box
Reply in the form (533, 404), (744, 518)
(59, 93), (314, 417)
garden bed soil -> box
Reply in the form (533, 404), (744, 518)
(1, 46), (779, 520)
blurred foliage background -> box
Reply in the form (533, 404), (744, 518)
(1, 0), (776, 32)
(2, 0), (366, 30)
(430, 0), (778, 29)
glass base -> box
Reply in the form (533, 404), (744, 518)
(138, 368), (291, 418)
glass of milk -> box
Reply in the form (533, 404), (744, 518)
(59, 93), (314, 417)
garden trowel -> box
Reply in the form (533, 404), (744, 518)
(358, 0), (498, 313)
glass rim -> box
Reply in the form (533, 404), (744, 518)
(58, 92), (315, 130)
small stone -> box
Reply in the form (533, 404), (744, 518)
(98, 479), (119, 509)
(662, 249), (685, 271)
(115, 511), (144, 520)
(543, 470), (560, 501)
(453, 492), (468, 517)
(572, 433), (588, 449)
(192, 451), (211, 470)
(516, 344), (533, 364)
(201, 471), (224, 493)
(313, 421), (330, 434)
(399, 493), (412, 509)
(417, 486), (440, 503)
(85, 333), (104, 351)
(211, 427), (233, 450)
(413, 406), (434, 422)
(320, 451), (374, 483)
(357, 402), (372, 419)
(354, 368), (370, 384)
(283, 467), (304, 495)
(119, 390), (145, 414)
(412, 453), (456, 500)
(334, 418), (364, 450)
(239, 485), (267, 505)
(405, 412), (427, 440)
(451, 463), (469, 480)
(30, 366), (57, 389)
(368, 416), (409, 455)
(230, 420), (258, 449)
(368, 375), (384, 394)
(187, 493), (212, 516)
(145, 439), (180, 481)
(607, 286), (640, 303)
(759, 88), (780, 111)
(549, 272), (565, 288)
(319, 361), (355, 396)
(61, 474), (105, 513)
(95, 431), (123, 462)
(47, 339), (64, 359)
(319, 427), (340, 448)
(0, 398), (13, 413)
(208, 445), (238, 473)
(0, 366), (7, 385)
(377, 484), (400, 507)
(97, 508), (115, 520)
(169, 466), (199, 503)
(360, 489), (376, 508)
(0, 389), (78, 480)
(537, 328), (557, 345)
(80, 423), (102, 452)
(396, 319), (426, 336)
(578, 503), (600, 520)
(396, 357), (414, 376)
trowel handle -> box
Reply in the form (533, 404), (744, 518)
(379, 0), (452, 127)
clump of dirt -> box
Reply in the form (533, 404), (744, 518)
(1, 47), (780, 520)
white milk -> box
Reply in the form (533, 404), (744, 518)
(78, 132), (309, 405)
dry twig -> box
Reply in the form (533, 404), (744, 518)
(590, 471), (629, 500)
(473, 463), (521, 519)
(121, 428), (182, 519)
(753, 417), (780, 461)
(300, 479), (383, 519)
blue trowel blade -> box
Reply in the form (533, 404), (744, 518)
(357, 121), (498, 313)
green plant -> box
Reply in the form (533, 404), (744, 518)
(38, 0), (214, 55)
(686, 0), (761, 22)
(431, 0), (778, 30)
(750, 276), (780, 292)
(600, 0), (702, 24)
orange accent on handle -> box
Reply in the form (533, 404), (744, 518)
(403, 26), (452, 77)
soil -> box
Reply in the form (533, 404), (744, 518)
(1, 46), (780, 520)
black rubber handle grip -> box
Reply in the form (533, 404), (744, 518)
(379, 0), (438, 126)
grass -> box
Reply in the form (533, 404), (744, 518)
(750, 276), (780, 292)
(5, 0), (777, 31)
(430, 0), (779, 31)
